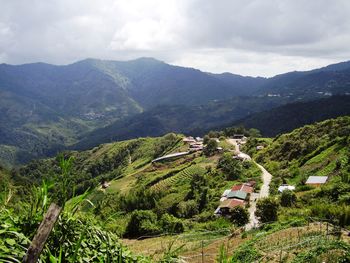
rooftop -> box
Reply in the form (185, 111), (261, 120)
(278, 185), (295, 192)
(305, 176), (328, 184)
(227, 190), (248, 200)
(231, 183), (254, 193)
(219, 198), (245, 209)
(152, 152), (189, 162)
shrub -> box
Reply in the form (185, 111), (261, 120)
(159, 213), (184, 234)
(255, 197), (279, 223)
(177, 200), (199, 218)
(230, 206), (249, 226)
(217, 153), (242, 180)
(204, 139), (218, 156)
(310, 203), (350, 227)
(280, 190), (297, 207)
(124, 210), (160, 238)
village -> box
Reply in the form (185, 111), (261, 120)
(150, 133), (331, 229)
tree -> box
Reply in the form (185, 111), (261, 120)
(280, 190), (296, 207)
(230, 206), (249, 226)
(159, 213), (184, 233)
(177, 200), (199, 218)
(248, 128), (261, 138)
(255, 197), (279, 223)
(217, 153), (242, 180)
(204, 139), (218, 156)
(203, 135), (210, 145)
(125, 210), (160, 237)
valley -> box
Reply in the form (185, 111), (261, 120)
(1, 58), (350, 167)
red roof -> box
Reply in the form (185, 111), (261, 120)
(219, 198), (245, 209)
(231, 183), (254, 193)
(231, 184), (243, 191)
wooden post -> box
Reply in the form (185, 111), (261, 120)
(23, 203), (62, 263)
(201, 240), (204, 263)
(279, 249), (283, 262)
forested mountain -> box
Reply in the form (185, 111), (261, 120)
(231, 95), (350, 136)
(257, 60), (350, 98)
(0, 58), (264, 167)
(73, 96), (286, 150)
(1, 58), (350, 167)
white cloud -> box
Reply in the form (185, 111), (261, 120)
(0, 0), (350, 76)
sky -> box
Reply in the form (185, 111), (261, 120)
(1, 0), (350, 77)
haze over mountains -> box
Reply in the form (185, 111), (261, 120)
(1, 57), (350, 166)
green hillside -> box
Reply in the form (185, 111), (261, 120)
(245, 116), (350, 224)
(2, 118), (350, 261)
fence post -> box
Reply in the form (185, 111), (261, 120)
(279, 249), (283, 262)
(23, 203), (62, 263)
(201, 240), (204, 263)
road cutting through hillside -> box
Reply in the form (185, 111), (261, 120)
(226, 139), (272, 230)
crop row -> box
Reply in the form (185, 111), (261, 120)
(151, 165), (205, 192)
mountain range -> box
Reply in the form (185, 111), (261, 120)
(1, 58), (350, 166)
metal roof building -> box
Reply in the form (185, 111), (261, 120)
(305, 176), (328, 185)
(227, 190), (248, 200)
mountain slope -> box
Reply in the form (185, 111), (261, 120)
(79, 58), (265, 107)
(232, 95), (350, 136)
(256, 116), (350, 165)
(257, 60), (350, 98)
(0, 58), (265, 166)
(73, 96), (286, 150)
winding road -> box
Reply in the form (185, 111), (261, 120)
(226, 139), (272, 230)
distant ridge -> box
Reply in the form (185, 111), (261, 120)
(231, 95), (350, 136)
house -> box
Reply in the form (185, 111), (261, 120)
(231, 183), (254, 194)
(233, 134), (245, 139)
(233, 153), (251, 161)
(190, 142), (203, 148)
(256, 145), (264, 150)
(183, 137), (196, 143)
(247, 180), (256, 187)
(101, 181), (110, 189)
(227, 190), (248, 201)
(216, 198), (245, 215)
(195, 137), (203, 142)
(305, 176), (328, 186)
(189, 142), (204, 152)
(278, 184), (295, 192)
(189, 147), (203, 152)
(220, 189), (231, 202)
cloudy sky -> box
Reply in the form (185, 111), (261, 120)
(1, 0), (350, 77)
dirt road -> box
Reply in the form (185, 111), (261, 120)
(226, 139), (272, 230)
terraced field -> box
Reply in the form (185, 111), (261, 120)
(150, 165), (206, 192)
